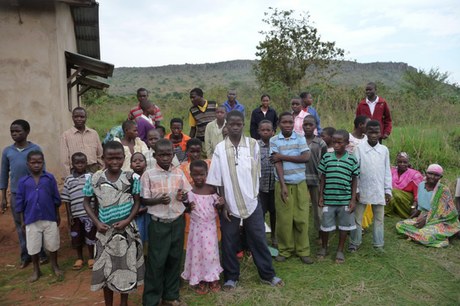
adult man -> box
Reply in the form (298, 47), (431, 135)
(128, 88), (163, 127)
(188, 88), (217, 142)
(223, 89), (245, 114)
(60, 107), (103, 178)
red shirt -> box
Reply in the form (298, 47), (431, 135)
(356, 97), (392, 136)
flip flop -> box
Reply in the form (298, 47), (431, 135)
(317, 248), (328, 259)
(335, 251), (345, 264)
(87, 259), (95, 269)
(72, 259), (84, 270)
(209, 281), (221, 293)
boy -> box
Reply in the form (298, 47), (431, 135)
(1, 119), (47, 267)
(346, 115), (369, 154)
(355, 82), (392, 141)
(258, 120), (277, 247)
(165, 118), (191, 163)
(128, 88), (163, 127)
(320, 127), (336, 153)
(141, 139), (192, 306)
(207, 110), (283, 289)
(223, 89), (245, 114)
(270, 112), (312, 264)
(188, 88), (217, 142)
(317, 130), (359, 264)
(16, 151), (62, 282)
(155, 125), (166, 139)
(204, 105), (226, 158)
(62, 152), (96, 270)
(291, 98), (308, 136)
(300, 92), (322, 134)
(135, 100), (156, 144)
(303, 115), (327, 240)
(349, 120), (392, 252)
(145, 129), (179, 170)
(83, 141), (144, 306)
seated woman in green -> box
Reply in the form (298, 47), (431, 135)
(396, 164), (460, 247)
(385, 152), (423, 218)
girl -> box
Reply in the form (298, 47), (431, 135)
(115, 120), (149, 171)
(181, 160), (224, 294)
(131, 152), (150, 248)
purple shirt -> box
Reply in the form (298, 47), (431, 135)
(135, 116), (155, 144)
(15, 171), (61, 225)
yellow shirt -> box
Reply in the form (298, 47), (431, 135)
(188, 100), (209, 127)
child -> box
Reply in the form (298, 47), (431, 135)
(166, 118), (191, 163)
(145, 129), (179, 170)
(115, 120), (149, 171)
(130, 152), (150, 249)
(349, 120), (392, 252)
(83, 141), (144, 306)
(258, 120), (277, 247)
(207, 110), (283, 289)
(16, 151), (62, 282)
(291, 98), (309, 136)
(270, 112), (312, 264)
(303, 115), (327, 240)
(0, 119), (47, 267)
(62, 152), (96, 270)
(346, 115), (369, 154)
(355, 82), (392, 141)
(317, 130), (359, 263)
(155, 125), (166, 139)
(321, 127), (336, 153)
(141, 139), (192, 306)
(181, 160), (224, 294)
(204, 105), (226, 158)
(300, 92), (322, 135)
(135, 100), (156, 145)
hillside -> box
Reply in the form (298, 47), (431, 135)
(106, 60), (416, 96)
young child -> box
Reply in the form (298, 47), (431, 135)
(204, 105), (226, 158)
(355, 82), (392, 141)
(62, 152), (96, 270)
(317, 130), (360, 263)
(16, 151), (62, 282)
(166, 118), (191, 163)
(346, 115), (369, 154)
(321, 127), (336, 153)
(291, 98), (309, 136)
(303, 115), (327, 241)
(207, 111), (282, 289)
(270, 112), (312, 264)
(145, 129), (179, 170)
(83, 141), (144, 306)
(258, 120), (277, 247)
(141, 139), (192, 306)
(350, 120), (392, 252)
(130, 152), (150, 250)
(155, 125), (166, 139)
(300, 92), (322, 135)
(181, 160), (224, 294)
(1, 119), (47, 267)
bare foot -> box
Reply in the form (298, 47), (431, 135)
(29, 270), (42, 283)
(52, 266), (64, 279)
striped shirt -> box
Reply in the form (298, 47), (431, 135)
(188, 100), (217, 141)
(318, 151), (360, 206)
(128, 104), (163, 123)
(61, 173), (94, 218)
(305, 136), (327, 186)
(270, 132), (309, 184)
(60, 126), (103, 178)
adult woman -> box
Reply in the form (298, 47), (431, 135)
(115, 120), (149, 171)
(249, 94), (278, 139)
(396, 164), (460, 247)
(385, 152), (424, 218)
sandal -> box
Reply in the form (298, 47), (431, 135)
(317, 248), (328, 259)
(87, 259), (95, 269)
(335, 251), (345, 264)
(261, 276), (285, 287)
(194, 282), (209, 295)
(209, 281), (221, 292)
(72, 259), (84, 270)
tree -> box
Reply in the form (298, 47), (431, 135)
(402, 68), (450, 98)
(254, 8), (345, 99)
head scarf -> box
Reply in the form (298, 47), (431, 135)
(426, 164), (443, 176)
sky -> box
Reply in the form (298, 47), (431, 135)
(98, 0), (460, 83)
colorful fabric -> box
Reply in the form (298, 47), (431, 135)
(62, 173), (94, 218)
(391, 167), (424, 191)
(249, 107), (278, 139)
(385, 189), (414, 218)
(165, 133), (191, 162)
(362, 204), (373, 229)
(181, 192), (222, 285)
(83, 170), (140, 226)
(102, 125), (124, 145)
(396, 183), (460, 247)
(426, 164), (443, 176)
(129, 104), (163, 123)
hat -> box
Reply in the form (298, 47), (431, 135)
(426, 164), (443, 176)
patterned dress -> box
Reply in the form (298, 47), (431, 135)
(181, 191), (223, 285)
(83, 170), (145, 292)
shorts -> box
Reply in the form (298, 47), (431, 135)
(26, 220), (60, 255)
(320, 205), (356, 232)
(70, 216), (97, 247)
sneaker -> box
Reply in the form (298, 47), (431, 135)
(222, 280), (238, 291)
(300, 256), (314, 264)
(260, 276), (285, 287)
(274, 255), (286, 262)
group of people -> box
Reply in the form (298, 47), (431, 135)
(1, 82), (459, 306)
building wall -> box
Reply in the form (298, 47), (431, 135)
(0, 2), (77, 177)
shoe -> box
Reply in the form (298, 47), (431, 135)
(261, 276), (285, 287)
(300, 256), (314, 264)
(348, 244), (359, 253)
(222, 280), (238, 291)
(160, 299), (188, 306)
(87, 259), (95, 269)
(209, 281), (221, 292)
(19, 259), (31, 269)
(374, 246), (385, 254)
(193, 282), (208, 295)
(72, 259), (84, 270)
(274, 255), (286, 262)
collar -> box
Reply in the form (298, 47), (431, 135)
(366, 96), (379, 104)
(71, 126), (89, 134)
(277, 131), (298, 140)
(332, 151), (350, 160)
(257, 139), (269, 147)
(225, 135), (248, 149)
(25, 171), (51, 180)
(307, 136), (322, 144)
(362, 140), (383, 153)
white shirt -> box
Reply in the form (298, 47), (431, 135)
(366, 95), (379, 116)
(207, 136), (260, 219)
(354, 140), (392, 205)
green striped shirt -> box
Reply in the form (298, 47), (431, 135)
(318, 152), (360, 206)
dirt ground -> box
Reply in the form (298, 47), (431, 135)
(0, 205), (144, 305)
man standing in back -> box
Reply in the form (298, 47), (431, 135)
(188, 88), (217, 143)
(223, 89), (245, 114)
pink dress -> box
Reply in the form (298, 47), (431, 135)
(181, 192), (223, 285)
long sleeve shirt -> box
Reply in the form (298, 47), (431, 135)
(355, 97), (392, 137)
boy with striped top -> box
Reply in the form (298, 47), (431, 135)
(317, 130), (359, 264)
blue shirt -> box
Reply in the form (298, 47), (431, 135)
(417, 181), (433, 212)
(223, 100), (245, 114)
(15, 171), (61, 225)
(0, 142), (44, 193)
(270, 132), (309, 184)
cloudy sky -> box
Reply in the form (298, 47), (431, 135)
(98, 0), (460, 83)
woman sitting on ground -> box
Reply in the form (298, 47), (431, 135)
(396, 164), (460, 247)
(385, 152), (423, 218)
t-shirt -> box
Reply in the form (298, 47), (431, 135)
(61, 173), (94, 218)
(318, 151), (360, 206)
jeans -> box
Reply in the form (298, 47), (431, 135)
(350, 203), (385, 247)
